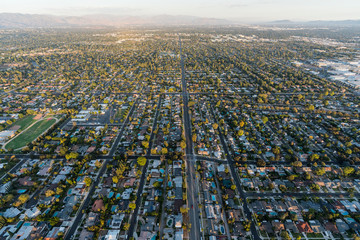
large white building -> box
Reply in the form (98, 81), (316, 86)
(0, 130), (16, 143)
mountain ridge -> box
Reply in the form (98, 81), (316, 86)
(1, 13), (360, 28)
(0, 13), (230, 28)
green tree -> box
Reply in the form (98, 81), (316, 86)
(292, 161), (302, 168)
(343, 166), (355, 177)
(123, 223), (130, 231)
(129, 202), (136, 210)
(84, 177), (92, 187)
(261, 116), (268, 124)
(346, 149), (352, 155)
(280, 231), (291, 240)
(95, 160), (102, 168)
(137, 156), (147, 166)
(180, 141), (186, 149)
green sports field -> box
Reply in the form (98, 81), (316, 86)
(9, 115), (36, 131)
(5, 118), (56, 150)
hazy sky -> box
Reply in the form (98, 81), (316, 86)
(2, 0), (360, 22)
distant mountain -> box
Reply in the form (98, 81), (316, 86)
(265, 19), (360, 26)
(0, 13), (230, 28)
(2, 13), (359, 28)
(269, 20), (293, 24)
(307, 19), (360, 26)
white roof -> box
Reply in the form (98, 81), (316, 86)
(104, 230), (120, 240)
(10, 223), (33, 240)
(0, 130), (15, 137)
(25, 207), (41, 218)
(3, 207), (21, 218)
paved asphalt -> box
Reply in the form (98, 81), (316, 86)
(64, 158), (108, 240)
(0, 158), (28, 182)
(126, 95), (162, 240)
(179, 36), (202, 240)
(64, 94), (140, 240)
(209, 105), (261, 240)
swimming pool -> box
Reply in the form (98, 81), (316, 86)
(17, 189), (27, 194)
(108, 192), (114, 198)
(111, 205), (117, 212)
(269, 212), (278, 216)
(220, 226), (225, 234)
(167, 218), (173, 227)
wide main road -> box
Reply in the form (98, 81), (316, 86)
(179, 36), (201, 240)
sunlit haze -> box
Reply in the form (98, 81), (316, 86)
(1, 0), (360, 21)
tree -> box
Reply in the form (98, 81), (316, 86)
(346, 149), (352, 155)
(292, 161), (302, 168)
(288, 175), (296, 181)
(142, 141), (149, 149)
(95, 160), (102, 168)
(116, 164), (126, 177)
(279, 185), (287, 192)
(272, 147), (280, 155)
(129, 202), (136, 210)
(308, 105), (315, 111)
(112, 176), (118, 184)
(45, 190), (55, 197)
(256, 159), (266, 167)
(212, 123), (218, 130)
(237, 130), (244, 136)
(14, 194), (29, 206)
(280, 231), (291, 240)
(84, 177), (92, 187)
(18, 194), (29, 203)
(310, 184), (320, 191)
(180, 206), (189, 213)
(137, 156), (147, 166)
(0, 216), (6, 228)
(309, 153), (319, 162)
(261, 116), (268, 124)
(56, 187), (63, 195)
(343, 166), (355, 177)
(180, 141), (186, 149)
(65, 152), (79, 160)
(49, 217), (60, 226)
(314, 167), (325, 176)
(123, 223), (130, 231)
(161, 148), (168, 155)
